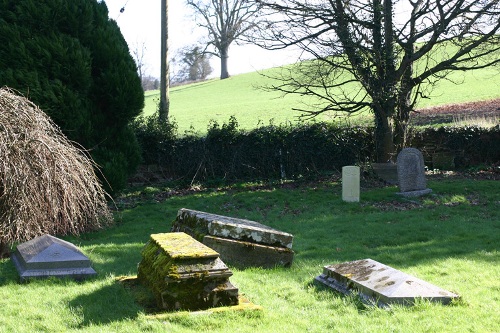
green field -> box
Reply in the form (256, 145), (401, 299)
(0, 178), (498, 332)
(143, 66), (500, 134)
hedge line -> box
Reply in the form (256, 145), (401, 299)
(132, 116), (500, 182)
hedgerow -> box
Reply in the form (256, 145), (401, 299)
(133, 117), (499, 183)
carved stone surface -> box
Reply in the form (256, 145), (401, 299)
(171, 208), (295, 268)
(315, 258), (459, 307)
(11, 234), (96, 281)
(396, 148), (432, 197)
(137, 232), (239, 311)
(342, 166), (360, 202)
(173, 208), (293, 248)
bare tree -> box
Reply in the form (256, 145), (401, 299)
(132, 41), (148, 85)
(172, 44), (213, 83)
(132, 41), (159, 91)
(187, 0), (261, 79)
(253, 0), (500, 162)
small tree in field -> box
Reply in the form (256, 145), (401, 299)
(253, 0), (500, 162)
(173, 44), (213, 83)
(0, 88), (112, 257)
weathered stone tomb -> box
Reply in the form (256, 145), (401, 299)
(171, 208), (294, 268)
(315, 258), (459, 307)
(137, 232), (239, 311)
(11, 234), (96, 281)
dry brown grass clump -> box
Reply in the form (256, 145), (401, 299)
(0, 88), (113, 255)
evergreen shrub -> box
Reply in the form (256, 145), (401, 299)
(0, 0), (144, 194)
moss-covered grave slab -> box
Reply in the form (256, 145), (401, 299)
(171, 208), (295, 268)
(137, 232), (239, 311)
(315, 258), (460, 307)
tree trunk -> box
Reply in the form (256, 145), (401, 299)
(394, 101), (412, 151)
(220, 46), (229, 79)
(374, 110), (395, 163)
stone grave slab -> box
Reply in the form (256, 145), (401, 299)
(315, 259), (459, 307)
(137, 232), (239, 311)
(171, 208), (294, 268)
(203, 235), (294, 268)
(173, 208), (293, 248)
(396, 148), (432, 197)
(11, 234), (96, 281)
(342, 166), (360, 202)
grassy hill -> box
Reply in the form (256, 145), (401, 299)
(142, 66), (500, 134)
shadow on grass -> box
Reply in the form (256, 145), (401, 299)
(68, 280), (142, 327)
(0, 258), (20, 285)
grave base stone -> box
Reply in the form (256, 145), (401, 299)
(395, 188), (433, 197)
(11, 234), (96, 281)
(137, 232), (239, 311)
(203, 236), (294, 268)
(372, 162), (398, 185)
(315, 258), (459, 307)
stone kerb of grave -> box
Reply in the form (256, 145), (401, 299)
(315, 258), (459, 307)
(396, 148), (432, 197)
(171, 208), (294, 268)
(137, 232), (239, 311)
(11, 234), (97, 281)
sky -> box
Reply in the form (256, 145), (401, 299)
(102, 0), (300, 78)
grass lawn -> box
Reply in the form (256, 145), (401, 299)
(0, 177), (498, 332)
(142, 66), (500, 134)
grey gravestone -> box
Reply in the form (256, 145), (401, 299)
(396, 148), (432, 197)
(315, 258), (459, 307)
(171, 208), (294, 268)
(137, 232), (239, 311)
(11, 234), (96, 281)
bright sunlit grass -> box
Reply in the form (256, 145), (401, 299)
(1, 178), (498, 332)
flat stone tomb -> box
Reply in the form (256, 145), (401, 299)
(137, 232), (239, 311)
(315, 258), (459, 307)
(172, 208), (294, 268)
(11, 234), (96, 281)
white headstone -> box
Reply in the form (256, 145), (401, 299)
(342, 166), (360, 202)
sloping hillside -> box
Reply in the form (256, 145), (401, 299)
(142, 66), (500, 133)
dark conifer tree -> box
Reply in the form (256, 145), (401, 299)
(0, 0), (144, 194)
